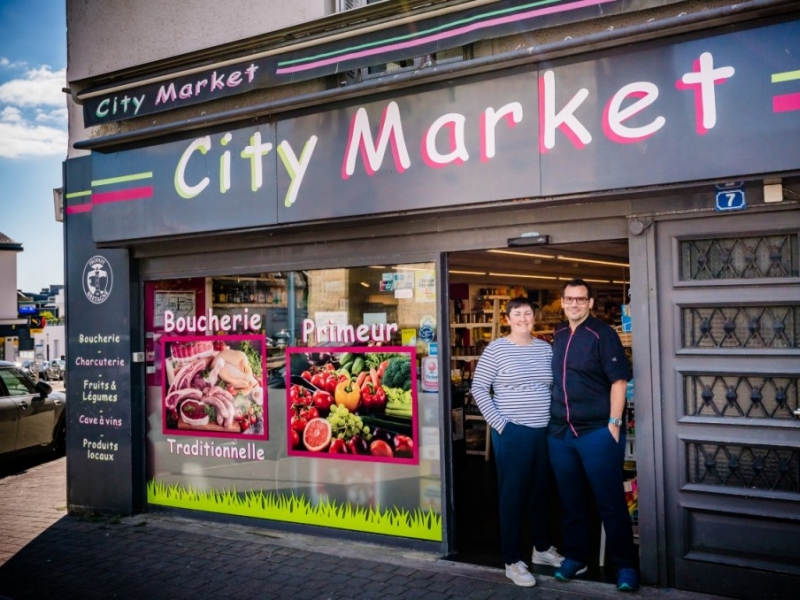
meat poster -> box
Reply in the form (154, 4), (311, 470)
(161, 335), (267, 439)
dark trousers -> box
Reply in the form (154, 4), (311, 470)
(548, 426), (637, 569)
(490, 422), (554, 565)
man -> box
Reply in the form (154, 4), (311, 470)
(548, 278), (639, 592)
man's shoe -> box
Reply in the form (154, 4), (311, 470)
(617, 567), (639, 592)
(531, 545), (565, 567)
(505, 561), (537, 587)
(554, 558), (588, 582)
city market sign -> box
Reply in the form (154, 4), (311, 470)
(77, 0), (625, 126)
(68, 18), (800, 242)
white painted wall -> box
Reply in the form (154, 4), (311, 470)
(0, 249), (19, 321)
(67, 0), (330, 82)
(31, 323), (66, 363)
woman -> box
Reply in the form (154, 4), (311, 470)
(470, 296), (563, 588)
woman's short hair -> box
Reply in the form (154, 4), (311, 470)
(505, 296), (537, 316)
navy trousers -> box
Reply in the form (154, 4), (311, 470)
(490, 422), (554, 565)
(548, 426), (637, 569)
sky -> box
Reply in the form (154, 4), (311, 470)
(0, 0), (67, 294)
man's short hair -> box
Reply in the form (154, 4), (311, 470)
(561, 278), (593, 299)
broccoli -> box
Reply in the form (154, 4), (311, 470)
(381, 355), (411, 391)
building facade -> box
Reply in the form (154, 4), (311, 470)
(64, 1), (800, 597)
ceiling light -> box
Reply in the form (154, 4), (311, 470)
(556, 255), (630, 268)
(582, 278), (612, 284)
(489, 272), (558, 280)
(488, 249), (553, 259)
(449, 270), (487, 275)
(394, 265), (430, 272)
(368, 265), (387, 269)
(613, 280), (630, 285)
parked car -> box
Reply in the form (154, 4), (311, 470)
(48, 359), (65, 381)
(0, 360), (67, 457)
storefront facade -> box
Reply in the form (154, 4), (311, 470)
(64, 1), (800, 597)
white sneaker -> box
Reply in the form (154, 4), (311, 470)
(532, 545), (565, 567)
(505, 561), (536, 587)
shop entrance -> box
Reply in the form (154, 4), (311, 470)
(446, 240), (633, 584)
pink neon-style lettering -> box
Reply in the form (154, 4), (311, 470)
(602, 82), (666, 144)
(675, 52), (735, 135)
(341, 102), (411, 179)
(539, 70), (592, 154)
(421, 113), (468, 168)
(480, 103), (523, 162)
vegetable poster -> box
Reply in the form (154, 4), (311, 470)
(286, 347), (418, 464)
(161, 335), (267, 439)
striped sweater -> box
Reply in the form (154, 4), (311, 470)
(470, 336), (553, 433)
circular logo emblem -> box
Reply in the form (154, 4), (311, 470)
(419, 325), (435, 342)
(82, 255), (113, 304)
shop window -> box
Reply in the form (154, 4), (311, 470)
(143, 262), (443, 543)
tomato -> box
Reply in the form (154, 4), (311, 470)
(290, 429), (301, 449)
(369, 439), (393, 457)
(312, 390), (334, 413)
(289, 384), (312, 405)
(334, 380), (361, 412)
(393, 434), (414, 458)
(300, 370), (312, 382)
(311, 372), (327, 390)
(324, 363), (336, 372)
(328, 439), (348, 454)
(291, 415), (308, 432)
(305, 406), (320, 421)
(324, 374), (338, 394)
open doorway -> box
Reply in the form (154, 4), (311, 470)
(446, 240), (634, 584)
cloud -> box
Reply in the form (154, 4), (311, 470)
(1, 106), (23, 123)
(0, 66), (65, 107)
(0, 57), (26, 69)
(0, 109), (67, 158)
(35, 107), (68, 123)
(0, 65), (67, 158)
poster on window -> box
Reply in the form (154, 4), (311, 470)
(161, 335), (267, 439)
(286, 347), (418, 464)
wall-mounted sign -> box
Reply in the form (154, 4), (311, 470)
(78, 0), (624, 126)
(715, 182), (746, 212)
(72, 19), (800, 243)
(18, 305), (38, 315)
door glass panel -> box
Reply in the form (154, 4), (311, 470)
(681, 305), (800, 348)
(679, 235), (798, 280)
(687, 442), (800, 492)
(684, 374), (799, 419)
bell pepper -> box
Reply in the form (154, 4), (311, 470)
(334, 379), (361, 412)
(360, 382), (386, 413)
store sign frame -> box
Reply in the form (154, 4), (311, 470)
(78, 0), (628, 126)
(69, 18), (800, 242)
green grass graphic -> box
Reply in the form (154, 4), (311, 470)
(147, 479), (442, 541)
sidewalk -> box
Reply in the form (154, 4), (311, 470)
(0, 457), (729, 600)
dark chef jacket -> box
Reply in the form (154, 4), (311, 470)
(549, 314), (631, 438)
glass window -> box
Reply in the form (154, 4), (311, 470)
(144, 261), (443, 542)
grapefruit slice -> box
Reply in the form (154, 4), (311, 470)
(303, 418), (332, 452)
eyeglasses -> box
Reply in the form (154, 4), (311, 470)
(562, 297), (590, 306)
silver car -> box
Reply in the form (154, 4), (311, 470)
(0, 361), (67, 457)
